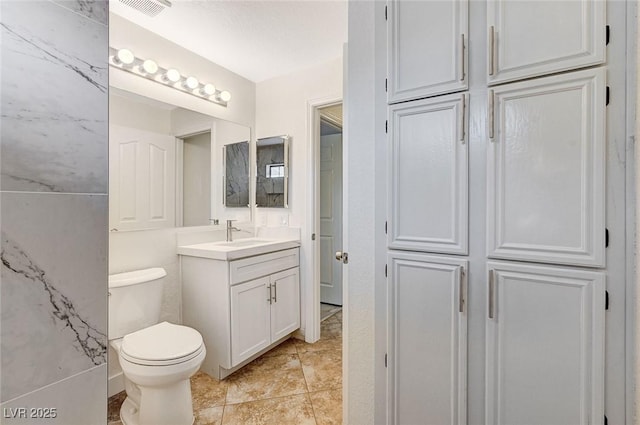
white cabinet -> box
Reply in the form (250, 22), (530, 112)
(487, 0), (606, 84)
(388, 252), (467, 425)
(109, 124), (176, 231)
(231, 267), (300, 365)
(388, 93), (468, 255)
(387, 0), (468, 103)
(485, 261), (605, 425)
(181, 247), (300, 379)
(487, 68), (606, 267)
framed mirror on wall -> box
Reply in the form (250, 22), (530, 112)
(256, 135), (290, 208)
(223, 141), (250, 207)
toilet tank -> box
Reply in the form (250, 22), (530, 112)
(108, 268), (167, 340)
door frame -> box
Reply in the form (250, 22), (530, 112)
(306, 95), (343, 343)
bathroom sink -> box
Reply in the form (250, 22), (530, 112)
(216, 238), (273, 247)
(177, 238), (301, 260)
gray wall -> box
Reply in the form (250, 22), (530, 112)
(0, 1), (108, 423)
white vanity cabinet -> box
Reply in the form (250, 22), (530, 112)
(487, 0), (606, 85)
(181, 247), (300, 379)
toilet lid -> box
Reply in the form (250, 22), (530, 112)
(121, 321), (203, 363)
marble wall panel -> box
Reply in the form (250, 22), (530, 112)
(0, 1), (108, 193)
(0, 365), (106, 424)
(256, 144), (286, 207)
(0, 192), (108, 402)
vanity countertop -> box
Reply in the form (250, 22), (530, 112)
(177, 238), (301, 261)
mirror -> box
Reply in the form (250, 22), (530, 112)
(256, 135), (290, 208)
(223, 141), (250, 207)
(108, 88), (251, 231)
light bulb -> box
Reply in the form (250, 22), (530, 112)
(141, 59), (158, 75)
(164, 68), (181, 83)
(184, 76), (199, 90)
(219, 91), (231, 102)
(115, 48), (134, 65)
(201, 83), (216, 96)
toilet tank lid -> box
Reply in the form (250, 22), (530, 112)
(108, 268), (167, 288)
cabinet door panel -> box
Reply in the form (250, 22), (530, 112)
(388, 0), (467, 103)
(487, 68), (605, 267)
(487, 0), (605, 84)
(486, 261), (604, 425)
(231, 276), (271, 365)
(270, 267), (300, 342)
(389, 94), (468, 255)
(388, 252), (467, 425)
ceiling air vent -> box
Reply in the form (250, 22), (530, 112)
(118, 0), (172, 17)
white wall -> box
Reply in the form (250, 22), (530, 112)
(255, 57), (343, 336)
(344, 2), (377, 422)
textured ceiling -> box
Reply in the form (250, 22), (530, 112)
(110, 0), (347, 83)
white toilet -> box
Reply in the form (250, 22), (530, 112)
(109, 268), (206, 425)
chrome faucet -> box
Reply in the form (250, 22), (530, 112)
(226, 219), (240, 242)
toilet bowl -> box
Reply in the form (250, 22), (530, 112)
(108, 269), (206, 425)
(111, 322), (206, 425)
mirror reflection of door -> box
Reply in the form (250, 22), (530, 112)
(182, 132), (212, 226)
(319, 117), (343, 306)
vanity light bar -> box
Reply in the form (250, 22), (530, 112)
(108, 47), (231, 107)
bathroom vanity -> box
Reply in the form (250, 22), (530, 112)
(178, 238), (301, 379)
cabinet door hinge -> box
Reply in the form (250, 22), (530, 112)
(606, 25), (610, 45)
(606, 86), (610, 106)
(385, 353), (388, 367)
(385, 264), (388, 277)
(605, 228), (609, 247)
(605, 291), (609, 310)
(385, 5), (388, 21)
(385, 120), (388, 133)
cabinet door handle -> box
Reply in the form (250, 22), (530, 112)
(488, 269), (495, 319)
(267, 284), (272, 304)
(460, 34), (465, 81)
(488, 90), (495, 140)
(460, 94), (466, 143)
(459, 266), (465, 313)
(489, 26), (495, 76)
(273, 282), (277, 303)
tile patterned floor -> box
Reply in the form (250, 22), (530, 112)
(108, 310), (342, 425)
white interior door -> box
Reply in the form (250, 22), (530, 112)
(320, 129), (343, 305)
(486, 261), (605, 425)
(109, 124), (176, 231)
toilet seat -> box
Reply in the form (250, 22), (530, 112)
(120, 321), (204, 367)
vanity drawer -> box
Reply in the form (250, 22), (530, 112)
(230, 248), (299, 285)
